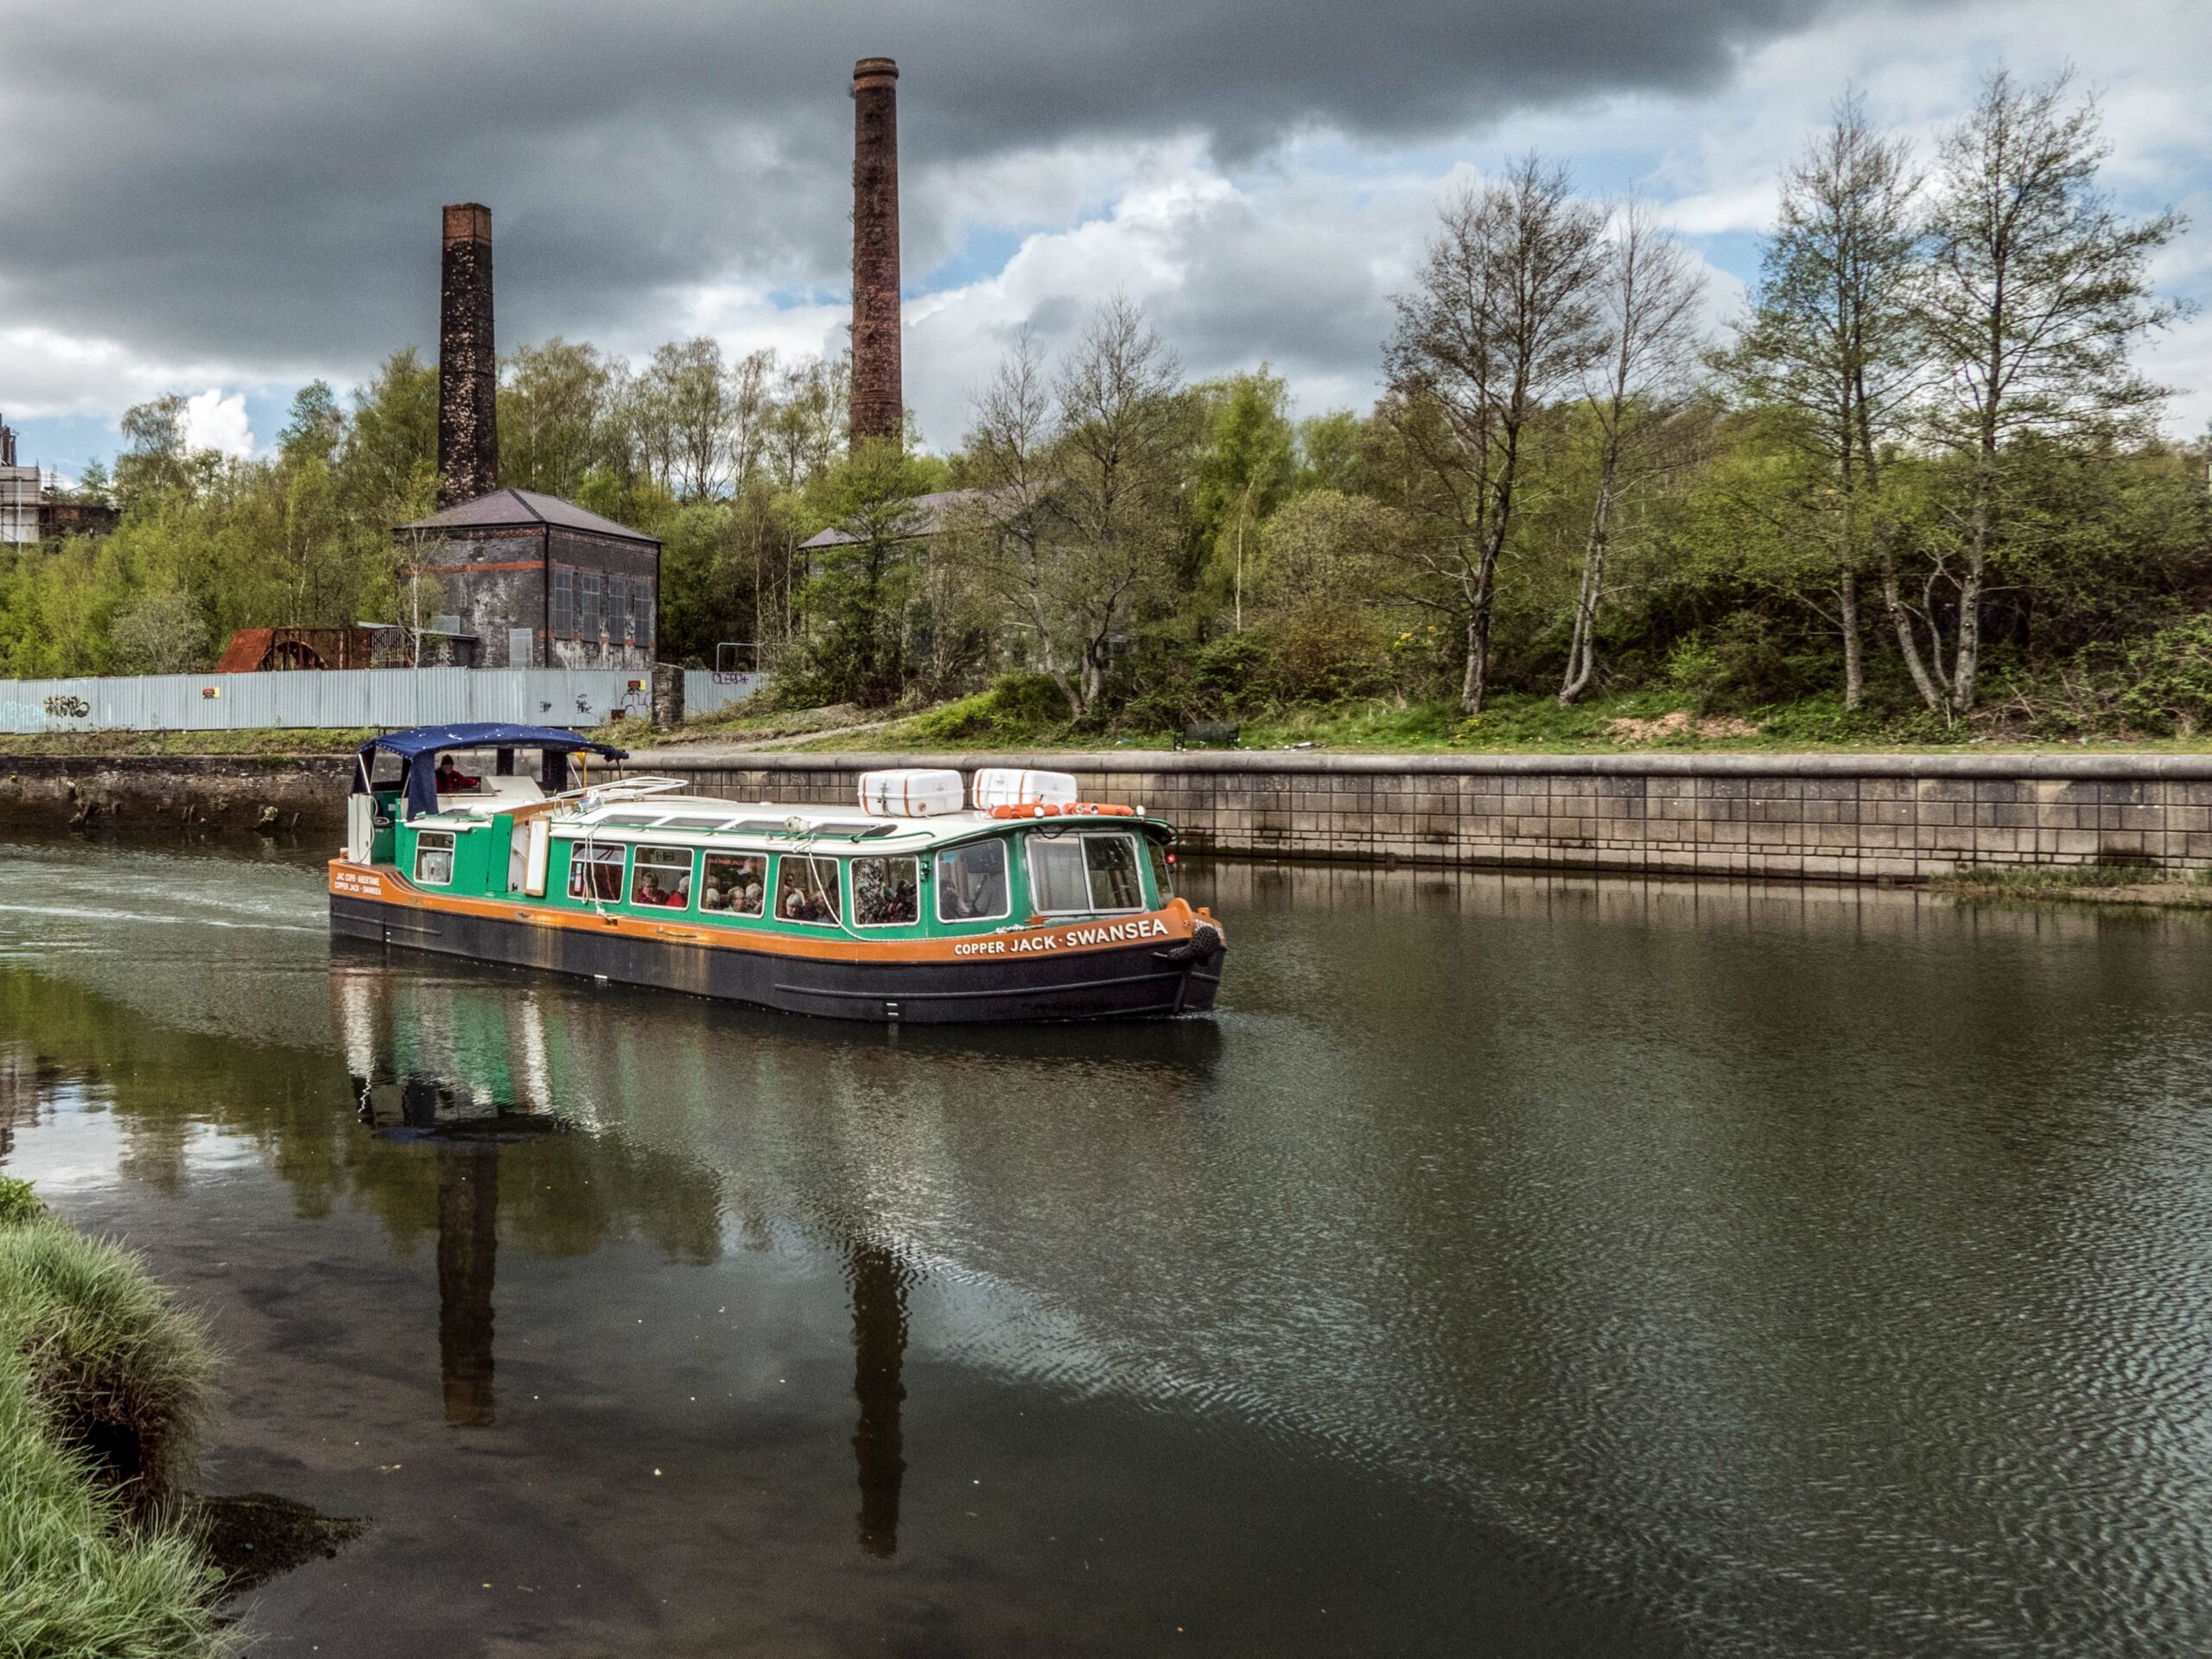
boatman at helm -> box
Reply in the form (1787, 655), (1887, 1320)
(434, 754), (480, 794)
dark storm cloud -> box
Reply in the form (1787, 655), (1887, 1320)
(0, 0), (1850, 376)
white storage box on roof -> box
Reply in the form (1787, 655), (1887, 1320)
(971, 767), (1079, 810)
(856, 767), (965, 818)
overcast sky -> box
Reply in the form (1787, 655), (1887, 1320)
(2, 0), (2207, 476)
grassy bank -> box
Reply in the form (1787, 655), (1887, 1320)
(0, 1176), (225, 1658)
(0, 728), (371, 758)
(12, 685), (2212, 761)
(634, 685), (2212, 757)
(1930, 864), (2212, 909)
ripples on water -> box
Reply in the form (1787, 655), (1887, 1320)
(4, 835), (2212, 1655)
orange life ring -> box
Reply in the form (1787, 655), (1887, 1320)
(1065, 802), (1137, 817)
(988, 803), (1061, 819)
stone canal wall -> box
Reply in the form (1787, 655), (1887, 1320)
(0, 753), (352, 831)
(626, 749), (2212, 883)
(8, 746), (2212, 882)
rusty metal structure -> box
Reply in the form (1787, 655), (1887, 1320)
(849, 57), (903, 449)
(437, 203), (499, 507)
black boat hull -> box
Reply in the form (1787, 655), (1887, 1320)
(329, 893), (1224, 1023)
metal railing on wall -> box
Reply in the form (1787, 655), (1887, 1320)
(0, 667), (765, 735)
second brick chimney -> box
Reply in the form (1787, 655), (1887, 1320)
(849, 58), (902, 449)
(437, 203), (499, 506)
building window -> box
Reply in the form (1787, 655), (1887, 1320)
(632, 584), (652, 651)
(608, 574), (629, 642)
(579, 572), (602, 639)
(936, 842), (1009, 923)
(701, 854), (766, 917)
(413, 830), (456, 887)
(852, 855), (919, 927)
(566, 841), (625, 903)
(550, 567), (574, 637)
(629, 845), (693, 909)
(772, 855), (841, 925)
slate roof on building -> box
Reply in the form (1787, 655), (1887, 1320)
(397, 488), (660, 545)
(800, 486), (1023, 550)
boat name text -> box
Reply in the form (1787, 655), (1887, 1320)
(955, 918), (1171, 956)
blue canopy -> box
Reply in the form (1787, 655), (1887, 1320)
(359, 723), (628, 819)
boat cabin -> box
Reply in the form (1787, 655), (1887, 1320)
(350, 730), (1180, 943)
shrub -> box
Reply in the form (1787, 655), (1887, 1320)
(0, 1176), (42, 1228)
(2120, 616), (2212, 735)
(903, 672), (1071, 746)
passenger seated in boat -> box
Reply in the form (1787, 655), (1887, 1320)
(701, 855), (766, 916)
(434, 755), (480, 793)
(630, 847), (693, 909)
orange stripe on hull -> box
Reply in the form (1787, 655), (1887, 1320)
(327, 859), (1217, 965)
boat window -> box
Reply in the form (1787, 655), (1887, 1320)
(700, 854), (767, 918)
(629, 845), (694, 910)
(852, 855), (920, 927)
(413, 830), (456, 887)
(773, 855), (842, 926)
(1084, 834), (1146, 911)
(1027, 836), (1090, 914)
(566, 842), (626, 902)
(1146, 838), (1175, 901)
(937, 841), (1010, 924)
(1028, 832), (1147, 914)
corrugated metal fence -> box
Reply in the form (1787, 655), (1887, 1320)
(0, 668), (764, 734)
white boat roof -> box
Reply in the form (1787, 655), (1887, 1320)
(416, 792), (1166, 853)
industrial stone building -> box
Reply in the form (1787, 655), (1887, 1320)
(396, 488), (661, 669)
(0, 418), (38, 545)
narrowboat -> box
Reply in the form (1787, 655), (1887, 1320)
(327, 723), (1225, 1023)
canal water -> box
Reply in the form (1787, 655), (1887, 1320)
(4, 834), (2212, 1656)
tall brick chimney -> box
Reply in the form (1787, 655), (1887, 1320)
(437, 202), (499, 506)
(849, 58), (902, 450)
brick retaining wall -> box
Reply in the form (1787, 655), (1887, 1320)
(626, 749), (2212, 883)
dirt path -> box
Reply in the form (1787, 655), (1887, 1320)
(637, 716), (902, 757)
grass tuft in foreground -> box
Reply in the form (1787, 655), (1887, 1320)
(0, 1183), (226, 1658)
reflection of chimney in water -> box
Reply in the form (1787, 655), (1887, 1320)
(848, 1242), (909, 1557)
(436, 1141), (499, 1427)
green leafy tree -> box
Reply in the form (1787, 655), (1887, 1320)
(1908, 70), (2187, 716)
(1192, 367), (1295, 631)
(1385, 155), (1609, 713)
(1711, 98), (1921, 709)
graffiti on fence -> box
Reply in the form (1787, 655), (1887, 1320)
(43, 695), (91, 719)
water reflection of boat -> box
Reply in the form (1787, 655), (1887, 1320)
(332, 951), (917, 1549)
(327, 724), (1226, 1023)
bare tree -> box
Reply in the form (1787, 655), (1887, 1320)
(766, 353), (850, 493)
(1559, 201), (1706, 705)
(953, 328), (1063, 680)
(644, 337), (734, 499)
(1043, 296), (1192, 715)
(725, 347), (778, 490)
(1911, 70), (2185, 715)
(1386, 156), (1608, 713)
(1713, 97), (1923, 710)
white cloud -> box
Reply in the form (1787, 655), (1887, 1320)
(181, 388), (255, 458)
(10, 0), (2211, 455)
